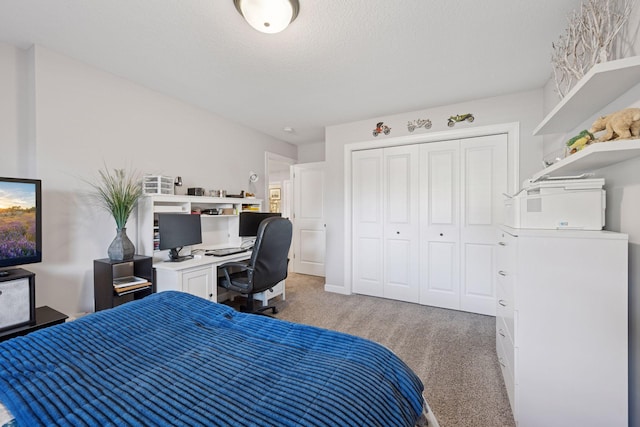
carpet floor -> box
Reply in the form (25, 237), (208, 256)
(254, 273), (516, 427)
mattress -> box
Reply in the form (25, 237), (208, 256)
(0, 291), (437, 426)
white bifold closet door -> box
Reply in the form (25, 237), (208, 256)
(352, 134), (507, 315)
(419, 134), (507, 315)
(352, 145), (420, 303)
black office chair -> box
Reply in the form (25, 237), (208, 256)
(218, 217), (292, 315)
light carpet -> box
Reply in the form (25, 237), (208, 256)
(261, 273), (516, 427)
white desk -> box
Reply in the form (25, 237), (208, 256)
(153, 251), (285, 306)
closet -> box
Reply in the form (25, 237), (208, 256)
(352, 134), (507, 315)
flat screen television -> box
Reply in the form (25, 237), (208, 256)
(157, 213), (202, 262)
(238, 212), (282, 238)
(0, 177), (42, 275)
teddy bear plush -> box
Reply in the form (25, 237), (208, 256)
(589, 108), (640, 142)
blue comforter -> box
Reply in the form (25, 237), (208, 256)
(0, 291), (425, 426)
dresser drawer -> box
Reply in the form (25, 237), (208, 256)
(496, 279), (515, 343)
(496, 320), (515, 411)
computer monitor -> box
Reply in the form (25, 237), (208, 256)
(158, 213), (202, 262)
(238, 212), (281, 237)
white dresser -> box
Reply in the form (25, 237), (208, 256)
(496, 226), (628, 427)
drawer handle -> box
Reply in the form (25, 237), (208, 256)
(498, 270), (507, 276)
(498, 241), (507, 246)
(498, 329), (506, 338)
(498, 299), (507, 307)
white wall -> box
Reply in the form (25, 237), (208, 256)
(3, 43), (297, 316)
(323, 89), (544, 292)
(0, 44), (29, 177)
(297, 141), (325, 163)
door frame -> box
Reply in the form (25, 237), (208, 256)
(340, 122), (520, 295)
(264, 151), (295, 212)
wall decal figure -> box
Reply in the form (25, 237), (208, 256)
(373, 122), (391, 137)
(407, 119), (432, 132)
(447, 113), (475, 127)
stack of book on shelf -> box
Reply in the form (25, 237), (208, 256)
(113, 276), (150, 295)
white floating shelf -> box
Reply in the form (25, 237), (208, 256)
(532, 139), (640, 180)
(534, 56), (640, 136)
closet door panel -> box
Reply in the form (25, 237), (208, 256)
(460, 134), (508, 315)
(383, 145), (420, 303)
(419, 142), (460, 309)
(463, 242), (494, 297)
(352, 149), (384, 297)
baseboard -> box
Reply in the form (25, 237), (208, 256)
(324, 283), (350, 295)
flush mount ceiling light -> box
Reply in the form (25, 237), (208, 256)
(233, 0), (300, 34)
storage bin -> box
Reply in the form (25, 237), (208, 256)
(143, 175), (173, 195)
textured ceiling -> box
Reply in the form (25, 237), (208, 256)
(0, 0), (583, 145)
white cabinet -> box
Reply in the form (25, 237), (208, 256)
(137, 195), (262, 260)
(252, 281), (285, 307)
(496, 226), (628, 427)
(156, 263), (215, 301)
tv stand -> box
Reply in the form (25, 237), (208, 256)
(0, 268), (35, 331)
(0, 306), (67, 342)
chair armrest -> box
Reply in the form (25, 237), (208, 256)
(219, 261), (251, 288)
(219, 261), (249, 270)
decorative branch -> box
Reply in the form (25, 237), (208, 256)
(551, 0), (632, 98)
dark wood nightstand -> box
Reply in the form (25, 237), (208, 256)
(0, 306), (68, 342)
(94, 256), (155, 311)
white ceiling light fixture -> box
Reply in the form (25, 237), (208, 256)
(233, 0), (300, 34)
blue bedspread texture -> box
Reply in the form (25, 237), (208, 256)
(0, 291), (424, 426)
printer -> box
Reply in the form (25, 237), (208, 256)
(504, 177), (605, 230)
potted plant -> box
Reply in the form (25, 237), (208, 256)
(88, 166), (143, 261)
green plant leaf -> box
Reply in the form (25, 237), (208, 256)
(87, 165), (143, 229)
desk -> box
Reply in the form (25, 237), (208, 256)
(154, 251), (285, 306)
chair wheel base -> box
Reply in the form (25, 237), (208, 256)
(239, 303), (278, 316)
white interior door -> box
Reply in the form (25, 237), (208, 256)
(292, 162), (326, 276)
(419, 141), (460, 309)
(383, 145), (420, 303)
(460, 134), (508, 315)
(352, 149), (384, 297)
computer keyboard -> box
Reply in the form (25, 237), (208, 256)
(205, 247), (247, 257)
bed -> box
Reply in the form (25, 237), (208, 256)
(0, 291), (439, 427)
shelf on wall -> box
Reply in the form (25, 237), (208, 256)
(533, 56), (640, 136)
(532, 139), (640, 180)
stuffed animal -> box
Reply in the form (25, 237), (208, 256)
(566, 130), (594, 154)
(589, 107), (640, 142)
